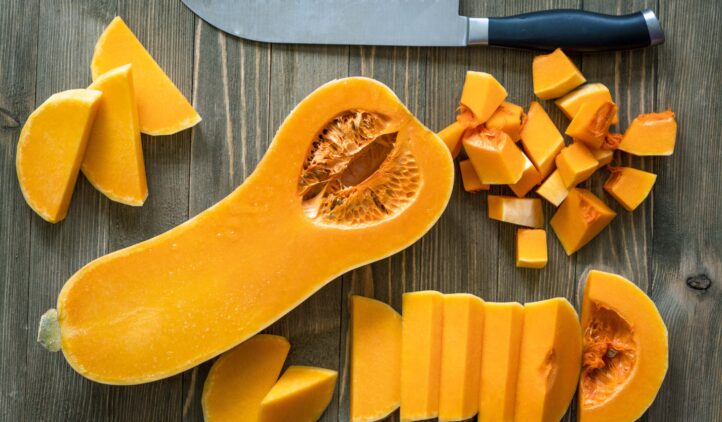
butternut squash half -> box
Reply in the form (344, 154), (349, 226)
(40, 77), (454, 384)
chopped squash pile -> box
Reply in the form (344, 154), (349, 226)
(16, 16), (200, 222)
(442, 48), (677, 264)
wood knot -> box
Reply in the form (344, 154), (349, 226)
(686, 274), (711, 291)
(0, 107), (19, 129)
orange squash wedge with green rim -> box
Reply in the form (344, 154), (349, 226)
(37, 77), (454, 384)
(579, 270), (668, 422)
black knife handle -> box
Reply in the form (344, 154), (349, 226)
(481, 9), (664, 52)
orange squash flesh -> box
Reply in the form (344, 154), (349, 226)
(486, 101), (525, 142)
(555, 83), (619, 125)
(536, 170), (569, 207)
(520, 102), (565, 178)
(16, 89), (102, 223)
(91, 17), (201, 135)
(573, 139), (614, 169)
(515, 228), (547, 269)
(565, 101), (617, 149)
(459, 160), (489, 192)
(618, 111), (677, 156)
(514, 298), (582, 422)
(46, 78), (454, 384)
(83, 64), (148, 206)
(400, 290), (444, 421)
(533, 48), (586, 100)
(259, 366), (338, 422)
(579, 270), (668, 422)
(508, 154), (542, 198)
(555, 142), (599, 188)
(438, 294), (485, 422)
(488, 196), (544, 228)
(550, 188), (616, 255)
(463, 127), (526, 184)
(350, 296), (402, 422)
(478, 302), (524, 422)
(603, 167), (657, 211)
(438, 121), (465, 158)
(459, 71), (507, 123)
(201, 334), (290, 422)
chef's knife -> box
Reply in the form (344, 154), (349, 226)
(181, 0), (664, 52)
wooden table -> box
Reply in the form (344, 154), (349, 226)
(1, 0), (720, 420)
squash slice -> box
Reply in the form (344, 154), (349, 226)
(91, 17), (200, 135)
(259, 366), (338, 422)
(40, 77), (454, 384)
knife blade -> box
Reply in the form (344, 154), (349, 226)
(181, 0), (664, 52)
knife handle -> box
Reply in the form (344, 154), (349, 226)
(470, 9), (664, 52)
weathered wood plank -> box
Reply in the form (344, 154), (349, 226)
(648, 1), (722, 420)
(0, 1), (39, 420)
(181, 17), (272, 421)
(24, 1), (116, 420)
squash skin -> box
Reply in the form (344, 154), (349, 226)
(54, 77), (454, 384)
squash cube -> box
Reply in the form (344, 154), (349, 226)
(478, 302), (524, 422)
(485, 101), (525, 142)
(463, 127), (526, 184)
(438, 121), (465, 158)
(603, 167), (657, 211)
(555, 83), (619, 124)
(550, 188), (616, 255)
(520, 102), (565, 178)
(438, 294), (485, 422)
(401, 291), (444, 421)
(565, 101), (617, 149)
(508, 154), (542, 198)
(574, 139), (614, 169)
(488, 196), (544, 228)
(516, 229), (548, 269)
(532, 48), (586, 100)
(555, 143), (599, 188)
(460, 71), (508, 123)
(350, 296), (401, 422)
(459, 160), (489, 192)
(536, 170), (569, 207)
(514, 298), (581, 422)
(618, 110), (677, 156)
(258, 366), (338, 422)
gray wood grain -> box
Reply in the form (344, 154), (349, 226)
(1, 0), (721, 420)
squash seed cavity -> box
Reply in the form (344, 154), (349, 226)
(581, 302), (637, 408)
(299, 110), (420, 226)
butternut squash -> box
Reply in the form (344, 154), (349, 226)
(83, 64), (147, 206)
(488, 196), (544, 228)
(579, 270), (668, 422)
(350, 296), (402, 422)
(565, 101), (617, 149)
(508, 154), (542, 198)
(555, 83), (619, 125)
(91, 17), (201, 135)
(515, 228), (547, 269)
(520, 102), (565, 178)
(463, 127), (526, 184)
(459, 71), (507, 123)
(617, 110), (677, 156)
(486, 101), (525, 142)
(438, 294), (485, 422)
(573, 139), (614, 169)
(400, 291), (444, 421)
(514, 298), (582, 422)
(459, 160), (489, 192)
(259, 366), (338, 422)
(202, 335), (290, 422)
(478, 302), (524, 422)
(533, 48), (586, 100)
(16, 89), (102, 223)
(536, 170), (569, 207)
(550, 188), (616, 255)
(438, 121), (465, 158)
(603, 166), (657, 211)
(555, 143), (599, 188)
(39, 77), (454, 384)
